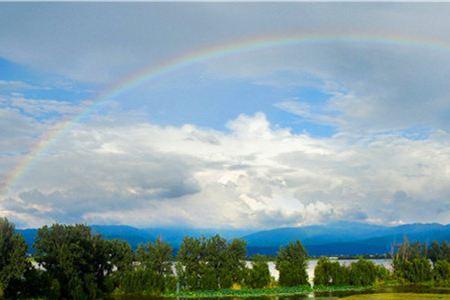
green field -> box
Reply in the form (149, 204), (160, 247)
(343, 294), (450, 300)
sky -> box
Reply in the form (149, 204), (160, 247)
(0, 3), (450, 229)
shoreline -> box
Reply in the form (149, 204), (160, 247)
(162, 285), (372, 298)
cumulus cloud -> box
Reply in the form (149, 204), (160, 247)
(1, 106), (449, 228)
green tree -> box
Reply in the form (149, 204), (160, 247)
(176, 236), (205, 291)
(276, 241), (309, 287)
(108, 239), (133, 273)
(348, 258), (378, 286)
(176, 235), (247, 291)
(33, 224), (125, 299)
(120, 267), (153, 294)
(375, 264), (390, 282)
(433, 260), (450, 286)
(0, 218), (29, 298)
(119, 238), (174, 295)
(246, 255), (271, 288)
(227, 238), (247, 286)
(393, 240), (433, 284)
(440, 241), (450, 262)
(428, 241), (450, 264)
(314, 257), (346, 286)
(104, 239), (133, 292)
(203, 235), (231, 289)
(136, 238), (174, 294)
(429, 241), (442, 263)
(409, 258), (432, 283)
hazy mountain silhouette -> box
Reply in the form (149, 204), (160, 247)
(17, 221), (449, 255)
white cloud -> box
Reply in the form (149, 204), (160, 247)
(2, 3), (450, 228)
(204, 41), (450, 133)
(0, 80), (43, 90)
(1, 109), (449, 228)
(275, 100), (341, 127)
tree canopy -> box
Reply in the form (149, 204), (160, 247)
(1, 219), (449, 299)
(176, 235), (247, 291)
(276, 241), (309, 287)
(0, 218), (29, 298)
(245, 255), (272, 288)
(33, 224), (128, 299)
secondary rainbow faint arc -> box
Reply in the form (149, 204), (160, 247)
(2, 32), (450, 195)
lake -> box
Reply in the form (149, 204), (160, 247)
(112, 259), (450, 300)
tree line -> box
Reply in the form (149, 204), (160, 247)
(1, 218), (271, 299)
(307, 240), (450, 288)
(393, 239), (450, 285)
(313, 257), (389, 286)
(1, 218), (449, 299)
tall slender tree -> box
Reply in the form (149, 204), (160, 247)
(0, 218), (29, 298)
(276, 241), (309, 287)
(136, 237), (174, 293)
(176, 236), (205, 291)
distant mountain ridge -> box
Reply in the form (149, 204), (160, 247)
(17, 225), (254, 252)
(17, 221), (450, 256)
(243, 222), (450, 255)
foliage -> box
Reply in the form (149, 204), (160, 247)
(245, 255), (271, 288)
(119, 238), (175, 295)
(393, 239), (434, 284)
(432, 260), (450, 286)
(2, 219), (450, 298)
(429, 241), (450, 263)
(314, 257), (387, 287)
(176, 236), (203, 291)
(227, 238), (248, 285)
(176, 235), (247, 291)
(165, 285), (370, 298)
(314, 257), (347, 286)
(105, 239), (133, 291)
(0, 218), (29, 298)
(348, 258), (380, 286)
(375, 264), (390, 282)
(33, 224), (129, 299)
(276, 241), (309, 287)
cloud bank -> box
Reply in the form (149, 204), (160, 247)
(1, 102), (449, 228)
(1, 3), (450, 228)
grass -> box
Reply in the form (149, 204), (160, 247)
(342, 293), (450, 300)
(164, 285), (372, 298)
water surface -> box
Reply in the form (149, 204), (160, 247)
(112, 286), (450, 300)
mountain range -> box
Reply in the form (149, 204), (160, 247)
(17, 221), (450, 256)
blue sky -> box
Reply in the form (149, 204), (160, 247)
(1, 54), (336, 136)
(0, 3), (449, 228)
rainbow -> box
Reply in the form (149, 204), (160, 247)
(2, 32), (450, 196)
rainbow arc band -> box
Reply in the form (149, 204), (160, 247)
(2, 33), (449, 195)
